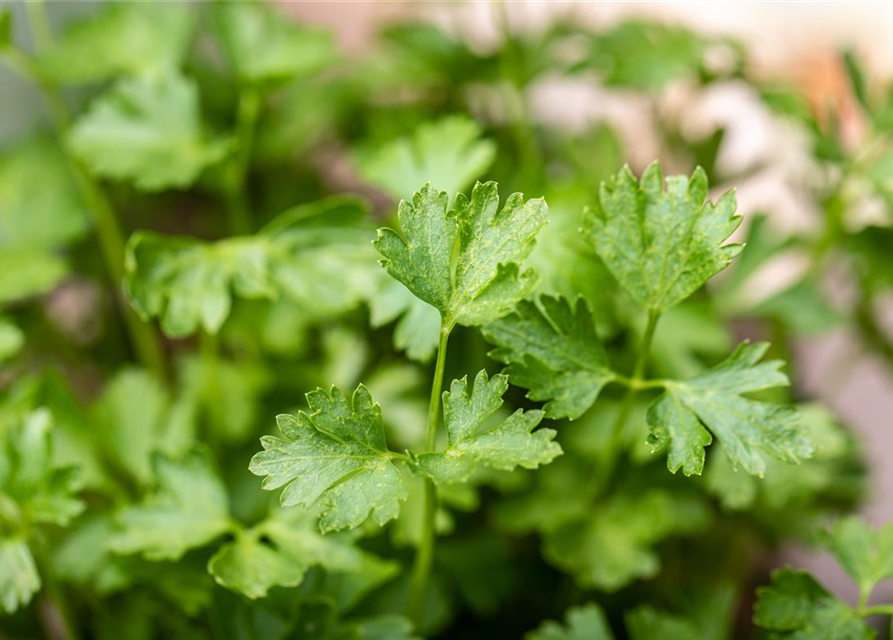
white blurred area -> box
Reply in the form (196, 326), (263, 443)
(290, 0), (893, 611)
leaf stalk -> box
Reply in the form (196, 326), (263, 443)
(406, 325), (451, 626)
(17, 0), (167, 381)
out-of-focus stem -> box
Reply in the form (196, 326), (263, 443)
(19, 0), (166, 380)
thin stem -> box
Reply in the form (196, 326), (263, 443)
(224, 86), (261, 235)
(596, 310), (661, 492)
(857, 584), (871, 615)
(34, 549), (79, 640)
(406, 326), (451, 626)
(424, 328), (450, 452)
(18, 1), (166, 381)
(861, 604), (893, 617)
(24, 0), (53, 52)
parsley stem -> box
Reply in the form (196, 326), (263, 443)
(406, 325), (451, 627)
(34, 548), (79, 640)
(599, 310), (661, 491)
(861, 604), (893, 617)
(424, 328), (450, 452)
(19, 0), (167, 382)
(224, 87), (261, 235)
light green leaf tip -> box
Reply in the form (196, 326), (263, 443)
(375, 181), (548, 329)
(585, 162), (742, 313)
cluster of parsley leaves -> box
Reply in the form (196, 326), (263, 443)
(0, 2), (889, 639)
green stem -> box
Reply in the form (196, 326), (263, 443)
(34, 549), (79, 640)
(596, 310), (661, 492)
(18, 1), (166, 381)
(406, 325), (450, 626)
(24, 0), (53, 52)
(861, 604), (893, 617)
(224, 86), (260, 235)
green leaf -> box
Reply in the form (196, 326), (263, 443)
(0, 136), (89, 249)
(543, 489), (709, 591)
(68, 73), (231, 192)
(35, 2), (195, 83)
(250, 385), (407, 532)
(207, 532), (306, 600)
(0, 409), (82, 614)
(368, 279), (441, 362)
(208, 504), (395, 601)
(0, 538), (39, 615)
(703, 451), (758, 511)
(124, 232), (274, 338)
(410, 370), (560, 484)
(525, 603), (614, 640)
(625, 606), (700, 640)
(483, 295), (616, 419)
(0, 247), (68, 304)
(94, 369), (178, 486)
(375, 181), (547, 329)
(584, 163), (741, 313)
(647, 341), (811, 477)
(579, 22), (716, 90)
(821, 517), (893, 597)
(179, 354), (269, 445)
(125, 197), (376, 338)
(53, 515), (129, 595)
(359, 116), (496, 201)
(754, 568), (875, 640)
(0, 409), (85, 528)
(110, 451), (232, 561)
(0, 317), (23, 363)
(212, 2), (336, 85)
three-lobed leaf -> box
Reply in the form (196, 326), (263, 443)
(250, 385), (407, 532)
(543, 489), (709, 591)
(359, 116), (496, 202)
(212, 2), (336, 85)
(209, 506), (398, 600)
(410, 370), (561, 484)
(68, 72), (231, 192)
(754, 568), (875, 640)
(375, 181), (547, 329)
(110, 451), (232, 561)
(483, 295), (616, 420)
(821, 516), (893, 598)
(647, 341), (811, 477)
(125, 197), (377, 338)
(35, 2), (195, 83)
(585, 163), (741, 313)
